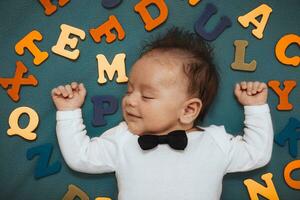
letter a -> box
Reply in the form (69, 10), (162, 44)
(244, 173), (279, 200)
(238, 4), (272, 39)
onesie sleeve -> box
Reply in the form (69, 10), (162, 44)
(208, 104), (274, 173)
(56, 109), (124, 174)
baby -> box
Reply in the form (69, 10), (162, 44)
(51, 28), (273, 200)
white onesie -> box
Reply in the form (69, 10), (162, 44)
(56, 104), (273, 200)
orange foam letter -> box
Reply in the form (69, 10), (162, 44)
(134, 0), (168, 31)
(38, 0), (70, 16)
(188, 0), (201, 6)
(89, 15), (125, 43)
(275, 34), (300, 67)
(268, 80), (296, 110)
(284, 160), (300, 189)
(0, 61), (38, 102)
(244, 173), (279, 200)
(238, 4), (272, 39)
(15, 30), (49, 66)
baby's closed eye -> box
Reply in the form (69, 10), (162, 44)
(142, 95), (155, 100)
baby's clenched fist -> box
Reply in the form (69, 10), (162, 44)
(234, 81), (268, 106)
(51, 82), (87, 111)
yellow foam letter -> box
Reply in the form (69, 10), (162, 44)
(238, 4), (272, 39)
(52, 24), (86, 60)
(275, 34), (300, 67)
(15, 30), (49, 66)
(244, 173), (279, 200)
(7, 107), (39, 141)
(96, 53), (128, 84)
(231, 40), (257, 71)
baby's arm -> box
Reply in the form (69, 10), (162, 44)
(52, 82), (119, 174)
(225, 81), (273, 172)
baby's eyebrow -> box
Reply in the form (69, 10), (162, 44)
(140, 83), (158, 92)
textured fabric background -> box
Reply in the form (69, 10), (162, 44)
(0, 0), (299, 199)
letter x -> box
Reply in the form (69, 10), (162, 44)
(0, 61), (38, 101)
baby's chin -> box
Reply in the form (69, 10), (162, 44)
(126, 122), (145, 136)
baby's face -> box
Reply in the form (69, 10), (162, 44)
(122, 50), (190, 135)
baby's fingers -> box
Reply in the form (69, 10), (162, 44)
(65, 84), (73, 98)
(71, 82), (78, 90)
(51, 88), (61, 97)
(234, 83), (242, 96)
(257, 82), (268, 92)
(57, 85), (69, 98)
(78, 83), (87, 97)
(250, 81), (260, 94)
(246, 82), (254, 95)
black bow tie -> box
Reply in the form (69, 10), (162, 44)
(138, 130), (188, 150)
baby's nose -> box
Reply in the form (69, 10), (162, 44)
(126, 93), (138, 107)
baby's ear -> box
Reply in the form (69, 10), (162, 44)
(179, 98), (202, 125)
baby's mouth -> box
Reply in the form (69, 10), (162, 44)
(126, 111), (142, 118)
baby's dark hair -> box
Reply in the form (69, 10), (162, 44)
(140, 27), (219, 123)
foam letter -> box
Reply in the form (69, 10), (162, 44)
(0, 61), (38, 102)
(62, 184), (89, 200)
(38, 0), (70, 16)
(268, 80), (296, 110)
(194, 3), (232, 41)
(95, 198), (112, 200)
(26, 143), (62, 179)
(188, 0), (201, 6)
(7, 107), (39, 140)
(275, 34), (300, 67)
(91, 95), (118, 126)
(231, 40), (257, 71)
(102, 0), (123, 9)
(244, 173), (279, 200)
(96, 53), (128, 84)
(275, 117), (300, 158)
(284, 160), (300, 189)
(238, 4), (272, 39)
(15, 30), (48, 66)
(52, 24), (86, 60)
(134, 0), (168, 31)
(89, 15), (125, 43)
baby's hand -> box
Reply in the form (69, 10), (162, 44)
(234, 81), (268, 106)
(51, 82), (87, 111)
